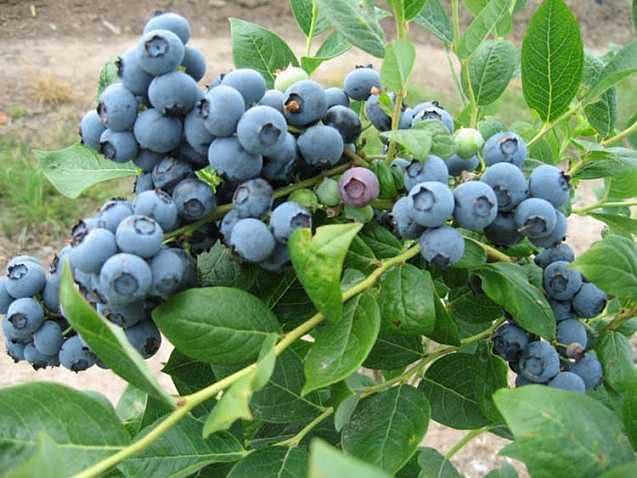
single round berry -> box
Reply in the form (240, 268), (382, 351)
(548, 371), (585, 393)
(480, 162), (528, 212)
(543, 260), (583, 301)
(97, 83), (138, 132)
(403, 156), (449, 191)
(59, 335), (97, 372)
(550, 299), (576, 322)
(339, 168), (380, 208)
(514, 198), (557, 239)
(152, 157), (194, 193)
(391, 197), (425, 240)
(419, 226), (465, 268)
(208, 137), (263, 182)
(98, 301), (149, 329)
(269, 202), (312, 243)
(484, 212), (523, 247)
(5, 259), (46, 298)
(446, 154), (479, 176)
(324, 87), (350, 108)
(529, 164), (570, 208)
(70, 227), (118, 274)
(570, 352), (603, 390)
(99, 130), (139, 163)
(100, 253), (153, 306)
(5, 340), (25, 363)
(519, 341), (560, 383)
(262, 132), (297, 182)
(150, 248), (195, 298)
(98, 199), (134, 233)
(172, 177), (216, 222)
(343, 67), (381, 101)
(453, 181), (498, 231)
(181, 46), (207, 82)
(220, 209), (241, 245)
(137, 29), (185, 76)
(408, 181), (454, 227)
(483, 131), (527, 167)
(116, 215), (164, 258)
(572, 283), (607, 318)
(134, 150), (162, 173)
(125, 320), (162, 359)
(148, 71), (200, 116)
(221, 69), (267, 105)
(134, 108), (183, 153)
(557, 319), (588, 350)
(323, 105), (362, 143)
(283, 80), (328, 126)
(133, 189), (180, 232)
(80, 110), (106, 150)
(534, 243), (575, 268)
(530, 210), (567, 249)
(144, 11), (191, 44)
(197, 85), (245, 137)
(116, 48), (154, 97)
(258, 89), (286, 113)
(411, 101), (454, 133)
(0, 277), (13, 315)
(6, 298), (44, 340)
(298, 124), (344, 168)
(230, 218), (276, 263)
(237, 105), (288, 156)
(24, 343), (59, 370)
(233, 178), (273, 218)
(493, 323), (529, 362)
(33, 321), (64, 356)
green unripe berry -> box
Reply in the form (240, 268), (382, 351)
(344, 204), (374, 223)
(316, 178), (341, 206)
(289, 188), (319, 211)
(454, 128), (485, 159)
(274, 67), (310, 92)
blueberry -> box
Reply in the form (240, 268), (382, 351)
(97, 301), (149, 328)
(221, 69), (267, 105)
(134, 108), (183, 153)
(177, 142), (208, 170)
(80, 110), (106, 150)
(197, 85), (245, 137)
(137, 29), (185, 76)
(453, 181), (498, 231)
(557, 319), (588, 349)
(100, 253), (153, 305)
(33, 321), (64, 356)
(483, 131), (527, 167)
(135, 173), (155, 194)
(230, 218), (276, 262)
(144, 11), (191, 44)
(0, 277), (13, 314)
(133, 189), (180, 232)
(543, 260), (583, 301)
(548, 371), (585, 393)
(534, 243), (575, 268)
(148, 71), (200, 116)
(172, 177), (216, 222)
(98, 198), (134, 233)
(283, 80), (328, 126)
(404, 156), (449, 191)
(237, 105), (288, 156)
(323, 105), (362, 143)
(209, 137), (262, 182)
(6, 340), (25, 362)
(125, 320), (162, 359)
(411, 101), (454, 133)
(325, 87), (350, 108)
(528, 165), (570, 208)
(220, 209), (241, 245)
(258, 89), (285, 113)
(116, 215), (164, 258)
(262, 132), (297, 182)
(298, 124), (344, 167)
(446, 154), (479, 176)
(59, 335), (96, 372)
(2, 316), (29, 345)
(259, 242), (290, 272)
(493, 323), (529, 361)
(514, 198), (557, 239)
(70, 227), (118, 274)
(343, 67), (381, 101)
(339, 167), (380, 208)
(399, 108), (415, 129)
(99, 130), (139, 163)
(6, 298), (44, 340)
(408, 181), (454, 227)
(42, 274), (61, 314)
(570, 351), (603, 390)
(572, 283), (607, 318)
(480, 163), (528, 212)
(152, 157), (194, 193)
(515, 373), (532, 387)
(24, 342), (59, 370)
(233, 178), (273, 218)
(74, 270), (104, 304)
(5, 259), (46, 298)
(519, 341), (560, 383)
(419, 226), (465, 267)
(134, 149), (162, 173)
(270, 202), (311, 243)
(116, 48), (154, 96)
(550, 299), (575, 322)
(97, 83), (138, 132)
(149, 248), (196, 297)
(181, 46), (206, 82)
(484, 212), (523, 247)
(365, 94), (391, 131)
(530, 210), (567, 249)
(391, 196), (425, 240)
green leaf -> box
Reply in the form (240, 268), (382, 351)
(382, 39), (416, 92)
(623, 372), (637, 450)
(289, 223), (363, 323)
(153, 287), (280, 365)
(301, 31), (352, 74)
(380, 129), (432, 160)
(453, 237), (487, 269)
(60, 263), (174, 405)
(416, 447), (462, 478)
(584, 41), (637, 104)
(0, 383), (129, 476)
(485, 463), (518, 478)
(582, 53), (617, 138)
(601, 463), (637, 478)
(405, 0), (427, 20)
(359, 223), (404, 259)
(429, 290), (462, 346)
(571, 147), (637, 180)
(448, 287), (502, 324)
(590, 213), (637, 237)
(596, 332), (635, 392)
(230, 18), (298, 87)
(316, 0), (386, 58)
(474, 263), (555, 339)
(116, 385), (148, 436)
(457, 0), (513, 60)
(413, 0), (453, 44)
(97, 60), (118, 98)
(119, 417), (245, 478)
(34, 144), (137, 199)
(304, 292), (380, 394)
(309, 440), (392, 478)
(634, 0), (637, 32)
(572, 234), (637, 300)
(4, 434), (68, 478)
(163, 349), (216, 417)
(290, 0), (330, 37)
(197, 241), (255, 290)
(520, 0), (583, 121)
(412, 119), (458, 158)
(341, 385), (430, 473)
(378, 265), (437, 336)
(495, 386), (634, 478)
(228, 446), (308, 477)
(364, 333), (425, 370)
(467, 40), (516, 106)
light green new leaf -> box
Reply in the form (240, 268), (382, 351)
(404, 0), (427, 20)
(457, 0), (513, 59)
(521, 0), (583, 121)
(301, 31), (351, 74)
(380, 129), (432, 160)
(468, 40), (516, 106)
(382, 39), (416, 92)
(35, 144), (137, 199)
(309, 440), (391, 478)
(413, 0), (453, 44)
(97, 60), (119, 97)
(584, 41), (637, 104)
(411, 119), (458, 158)
(290, 0), (330, 37)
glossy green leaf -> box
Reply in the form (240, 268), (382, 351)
(364, 333), (425, 370)
(521, 0), (583, 121)
(228, 446), (309, 477)
(457, 0), (513, 59)
(448, 287), (502, 324)
(596, 331), (635, 392)
(153, 287), (280, 365)
(404, 0), (427, 20)
(584, 41), (637, 104)
(304, 293), (380, 394)
(309, 440), (391, 478)
(290, 0), (330, 37)
(571, 146), (637, 180)
(416, 447), (462, 478)
(163, 350), (216, 416)
(197, 241), (255, 290)
(467, 40), (516, 106)
(582, 53), (617, 138)
(590, 212), (637, 237)
(382, 39), (416, 92)
(289, 223), (363, 323)
(429, 290), (461, 346)
(301, 31), (351, 74)
(34, 144), (137, 199)
(411, 119), (458, 158)
(413, 0), (453, 44)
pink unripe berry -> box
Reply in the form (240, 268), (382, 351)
(338, 167), (380, 207)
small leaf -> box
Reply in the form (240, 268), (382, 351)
(457, 0), (514, 60)
(467, 40), (517, 106)
(228, 447), (309, 477)
(203, 374), (254, 438)
(230, 18), (298, 87)
(301, 31), (351, 74)
(197, 241), (256, 290)
(521, 0), (584, 121)
(309, 440), (391, 478)
(381, 39), (416, 92)
(289, 223), (363, 323)
(97, 60), (119, 98)
(411, 119), (457, 158)
(303, 292), (380, 394)
(413, 0), (453, 44)
(153, 287), (280, 364)
(341, 385), (430, 473)
(34, 144), (137, 199)
(116, 385), (148, 436)
(584, 41), (637, 104)
(60, 263), (174, 405)
(596, 331), (635, 392)
(290, 0), (330, 37)
(380, 129), (432, 160)
(495, 386), (634, 477)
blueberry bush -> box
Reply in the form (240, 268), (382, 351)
(2, 1), (637, 476)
